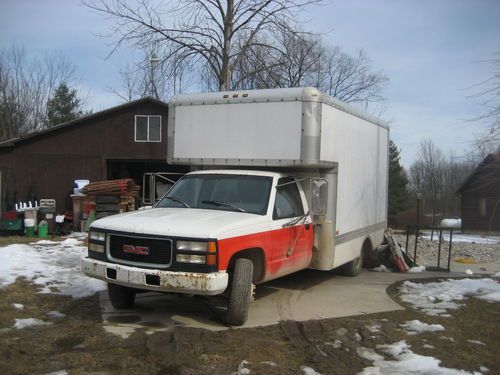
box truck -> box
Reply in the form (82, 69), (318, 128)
(82, 87), (389, 325)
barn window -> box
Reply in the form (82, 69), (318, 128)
(135, 115), (161, 142)
(479, 198), (487, 217)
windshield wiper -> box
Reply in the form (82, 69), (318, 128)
(164, 196), (191, 208)
(202, 200), (247, 213)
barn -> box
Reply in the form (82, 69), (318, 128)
(0, 97), (187, 214)
(456, 151), (500, 234)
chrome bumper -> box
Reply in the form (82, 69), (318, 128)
(81, 257), (228, 295)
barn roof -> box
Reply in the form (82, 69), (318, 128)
(0, 97), (168, 149)
(456, 151), (500, 195)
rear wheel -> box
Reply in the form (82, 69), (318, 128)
(108, 283), (136, 309)
(342, 247), (364, 276)
(227, 258), (253, 326)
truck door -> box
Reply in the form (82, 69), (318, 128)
(268, 177), (314, 278)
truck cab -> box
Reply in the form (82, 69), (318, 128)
(83, 169), (325, 325)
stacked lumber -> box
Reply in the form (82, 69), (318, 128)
(81, 179), (140, 197)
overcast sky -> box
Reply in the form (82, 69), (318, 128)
(1, 0), (499, 167)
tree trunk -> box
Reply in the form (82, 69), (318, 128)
(220, 0), (234, 91)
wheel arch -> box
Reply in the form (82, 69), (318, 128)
(362, 235), (378, 268)
(227, 247), (266, 284)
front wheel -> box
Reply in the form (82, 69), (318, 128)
(226, 258), (253, 326)
(108, 283), (136, 309)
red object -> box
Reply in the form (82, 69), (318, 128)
(83, 203), (95, 214)
(122, 244), (150, 255)
(2, 210), (18, 220)
(218, 224), (314, 282)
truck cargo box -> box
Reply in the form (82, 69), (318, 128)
(167, 87), (387, 169)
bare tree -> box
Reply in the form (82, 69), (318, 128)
(408, 139), (446, 224)
(108, 45), (196, 101)
(230, 29), (388, 109)
(0, 45), (82, 141)
(467, 50), (500, 158)
(441, 154), (475, 217)
(83, 0), (323, 92)
(409, 140), (479, 221)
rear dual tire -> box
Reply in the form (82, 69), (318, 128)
(342, 247), (364, 277)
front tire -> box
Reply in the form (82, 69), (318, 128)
(108, 283), (136, 309)
(227, 258), (253, 326)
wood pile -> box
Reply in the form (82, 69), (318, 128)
(81, 179), (140, 197)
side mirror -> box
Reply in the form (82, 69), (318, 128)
(310, 178), (328, 217)
(142, 173), (156, 206)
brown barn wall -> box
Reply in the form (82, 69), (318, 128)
(461, 194), (500, 234)
(459, 155), (500, 234)
(0, 100), (171, 212)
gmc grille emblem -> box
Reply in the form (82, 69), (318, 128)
(123, 244), (150, 255)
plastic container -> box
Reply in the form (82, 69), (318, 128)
(38, 220), (48, 238)
(24, 218), (36, 237)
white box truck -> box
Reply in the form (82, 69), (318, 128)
(82, 87), (389, 325)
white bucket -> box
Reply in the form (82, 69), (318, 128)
(24, 218), (35, 227)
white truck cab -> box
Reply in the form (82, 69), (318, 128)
(82, 87), (389, 325)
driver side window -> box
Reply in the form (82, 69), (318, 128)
(273, 178), (304, 220)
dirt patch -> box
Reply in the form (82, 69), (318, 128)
(1, 276), (499, 374)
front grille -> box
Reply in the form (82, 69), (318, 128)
(108, 235), (172, 267)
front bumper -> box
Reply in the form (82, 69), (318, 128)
(81, 257), (228, 295)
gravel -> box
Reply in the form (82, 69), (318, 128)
(393, 233), (500, 266)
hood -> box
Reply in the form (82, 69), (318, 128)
(90, 207), (268, 239)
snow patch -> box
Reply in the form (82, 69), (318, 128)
(358, 341), (482, 375)
(47, 311), (66, 319)
(400, 278), (500, 316)
(366, 324), (382, 333)
(41, 371), (68, 375)
(407, 265), (426, 273)
(467, 340), (485, 346)
(441, 336), (455, 342)
(357, 347), (384, 361)
(325, 339), (342, 349)
(31, 240), (59, 245)
(12, 303), (24, 310)
(260, 361), (276, 367)
(300, 366), (323, 375)
(14, 318), (52, 329)
(0, 239), (106, 298)
(232, 360), (251, 375)
(423, 344), (435, 349)
(465, 269), (474, 275)
(480, 366), (489, 373)
(372, 265), (391, 272)
(400, 320), (445, 335)
(422, 233), (500, 244)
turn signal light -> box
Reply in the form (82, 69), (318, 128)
(207, 241), (217, 265)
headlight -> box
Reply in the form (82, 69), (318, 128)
(176, 241), (208, 252)
(176, 254), (206, 264)
(89, 242), (104, 253)
(89, 231), (105, 242)
(176, 241), (217, 265)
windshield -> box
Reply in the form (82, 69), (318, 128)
(156, 174), (272, 215)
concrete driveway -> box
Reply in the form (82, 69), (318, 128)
(99, 266), (491, 338)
